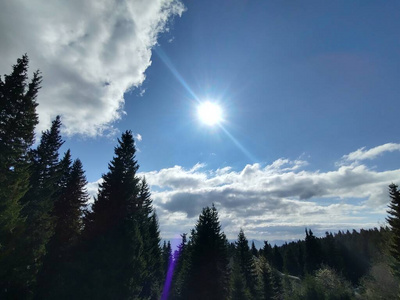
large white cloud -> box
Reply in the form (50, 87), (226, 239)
(0, 0), (185, 136)
(136, 144), (400, 241)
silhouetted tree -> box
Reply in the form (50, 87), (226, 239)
(235, 229), (259, 299)
(169, 233), (190, 300)
(251, 241), (259, 257)
(183, 205), (230, 300)
(0, 55), (40, 298)
(387, 183), (400, 279)
(35, 155), (89, 299)
(304, 228), (321, 274)
(18, 116), (64, 297)
(162, 240), (172, 275)
(138, 178), (163, 300)
(79, 130), (145, 299)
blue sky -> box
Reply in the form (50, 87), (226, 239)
(1, 0), (400, 241)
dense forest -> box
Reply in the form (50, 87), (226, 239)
(1, 56), (400, 299)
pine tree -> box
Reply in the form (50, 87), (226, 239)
(231, 264), (252, 300)
(387, 183), (400, 279)
(304, 228), (321, 274)
(0, 55), (40, 298)
(235, 229), (259, 299)
(35, 155), (89, 299)
(162, 240), (172, 276)
(183, 205), (230, 300)
(138, 178), (163, 300)
(79, 130), (146, 299)
(260, 258), (276, 300)
(17, 116), (64, 297)
(251, 241), (259, 257)
(169, 233), (189, 300)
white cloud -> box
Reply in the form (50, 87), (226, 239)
(0, 0), (185, 136)
(135, 133), (143, 142)
(136, 144), (400, 240)
(86, 178), (103, 204)
(341, 143), (400, 163)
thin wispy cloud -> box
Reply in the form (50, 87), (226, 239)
(0, 0), (185, 136)
(341, 143), (400, 163)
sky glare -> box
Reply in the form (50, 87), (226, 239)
(1, 0), (400, 242)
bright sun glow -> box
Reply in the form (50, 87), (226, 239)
(197, 101), (223, 126)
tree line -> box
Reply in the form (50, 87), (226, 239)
(1, 56), (400, 299)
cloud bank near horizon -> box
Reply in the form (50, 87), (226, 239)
(133, 143), (400, 241)
(0, 0), (185, 136)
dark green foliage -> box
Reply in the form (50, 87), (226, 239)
(231, 264), (252, 300)
(138, 178), (163, 300)
(387, 183), (400, 278)
(260, 258), (277, 300)
(17, 116), (64, 297)
(283, 244), (301, 276)
(0, 55), (40, 298)
(170, 233), (190, 300)
(79, 131), (145, 298)
(304, 228), (321, 274)
(271, 245), (283, 271)
(234, 229), (259, 299)
(35, 155), (89, 299)
(162, 240), (172, 275)
(182, 205), (230, 300)
(251, 241), (259, 257)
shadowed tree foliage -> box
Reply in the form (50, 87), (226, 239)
(0, 55), (40, 298)
(234, 229), (259, 299)
(260, 257), (277, 300)
(304, 228), (321, 274)
(77, 130), (164, 299)
(169, 233), (190, 300)
(17, 116), (64, 297)
(35, 155), (89, 299)
(387, 183), (400, 279)
(162, 240), (172, 276)
(137, 177), (163, 300)
(182, 205), (230, 300)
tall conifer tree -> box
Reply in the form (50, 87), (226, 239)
(387, 183), (400, 279)
(35, 155), (89, 299)
(138, 177), (163, 300)
(80, 130), (146, 299)
(17, 116), (64, 297)
(235, 229), (259, 299)
(183, 205), (230, 300)
(0, 55), (40, 299)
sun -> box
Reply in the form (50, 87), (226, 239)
(197, 101), (223, 126)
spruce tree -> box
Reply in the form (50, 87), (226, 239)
(235, 229), (259, 299)
(387, 183), (400, 279)
(304, 228), (321, 274)
(80, 130), (146, 299)
(138, 177), (163, 300)
(183, 205), (230, 300)
(0, 55), (40, 297)
(260, 258), (276, 300)
(162, 240), (172, 276)
(17, 116), (64, 297)
(169, 233), (189, 300)
(35, 155), (89, 299)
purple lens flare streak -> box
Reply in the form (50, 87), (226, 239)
(161, 248), (180, 300)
